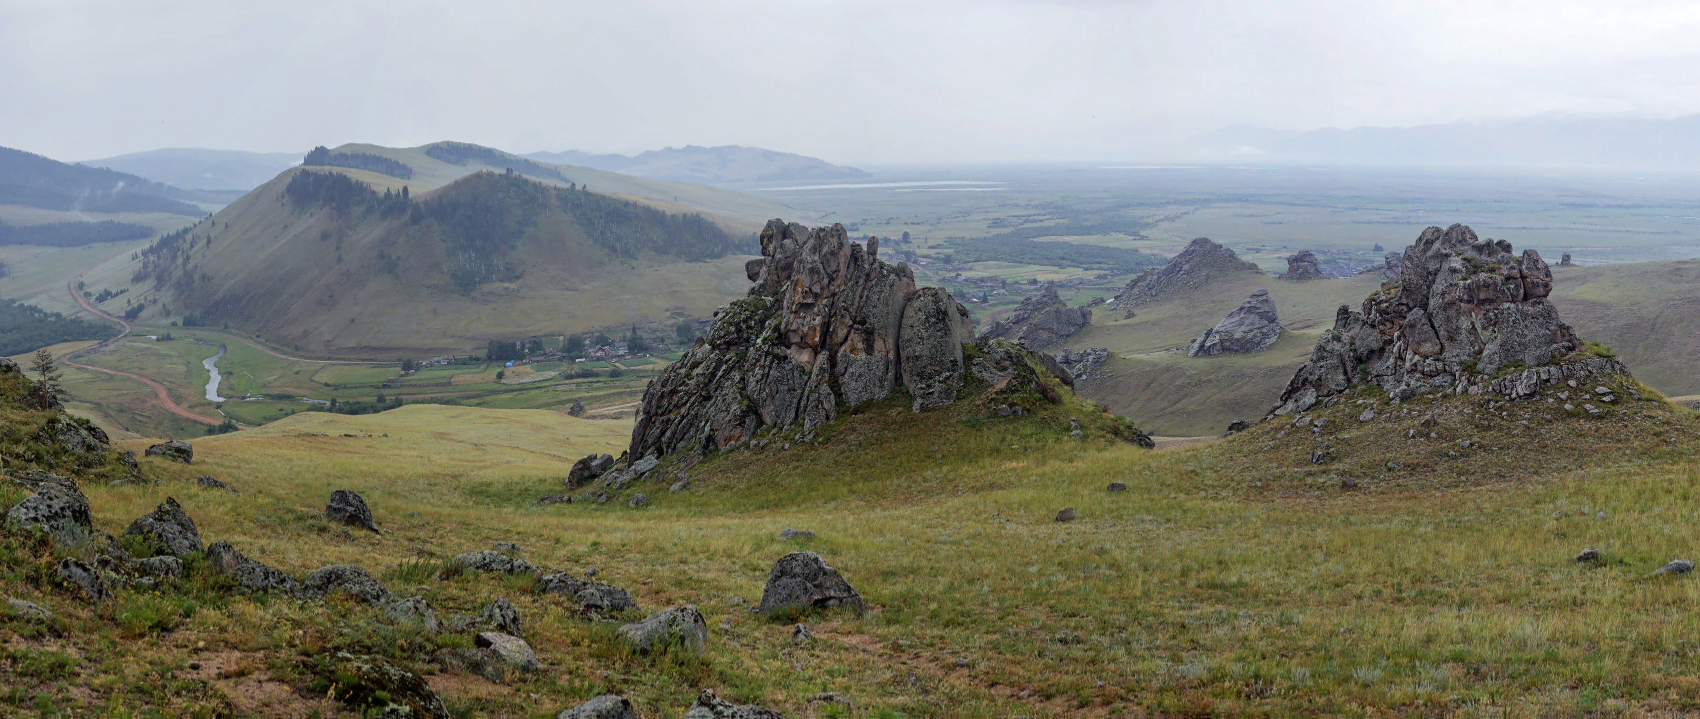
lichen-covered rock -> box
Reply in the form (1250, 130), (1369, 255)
(452, 551), (536, 576)
(56, 558), (107, 603)
(325, 489), (379, 533)
(137, 555), (183, 580)
(617, 605), (708, 654)
(195, 475), (237, 493)
(144, 439), (193, 463)
(979, 283), (1091, 349)
(475, 632), (538, 673)
(1112, 237), (1263, 310)
(757, 551), (864, 616)
(123, 496), (202, 557)
(1379, 251), (1403, 282)
(384, 595), (441, 632)
(6, 479), (91, 547)
(683, 689), (785, 719)
(899, 287), (970, 411)
(1273, 225), (1596, 416)
(557, 695), (635, 719)
(206, 541), (299, 593)
(567, 454), (614, 488)
(1051, 347), (1110, 381)
(321, 652), (449, 718)
(1189, 289), (1284, 357)
(1285, 251), (1324, 280)
(302, 565), (391, 605)
(451, 597), (521, 636)
(539, 572), (637, 613)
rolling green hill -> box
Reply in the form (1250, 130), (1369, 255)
(100, 167), (763, 354)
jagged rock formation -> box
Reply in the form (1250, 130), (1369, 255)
(1561, 253), (1574, 266)
(1285, 251), (1324, 280)
(631, 219), (981, 461)
(1052, 347), (1110, 381)
(1111, 237), (1263, 315)
(979, 283), (1092, 349)
(1273, 224), (1600, 416)
(1369, 251), (1404, 282)
(1188, 289), (1284, 357)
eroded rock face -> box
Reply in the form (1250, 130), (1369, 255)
(1273, 224), (1593, 416)
(1286, 251), (1324, 280)
(758, 551), (864, 616)
(1113, 237), (1263, 311)
(979, 283), (1092, 349)
(123, 497), (202, 557)
(631, 219), (973, 463)
(1188, 289), (1284, 357)
(1379, 251), (1403, 283)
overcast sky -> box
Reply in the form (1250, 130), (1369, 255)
(5, 0), (1700, 164)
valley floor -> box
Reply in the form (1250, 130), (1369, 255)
(5, 401), (1700, 716)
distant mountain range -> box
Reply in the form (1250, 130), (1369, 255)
(525, 144), (870, 184)
(1180, 115), (1700, 171)
(0, 145), (233, 216)
(78, 148), (301, 192)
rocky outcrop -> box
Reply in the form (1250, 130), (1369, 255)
(1111, 237), (1263, 313)
(1188, 289), (1283, 357)
(320, 653), (450, 719)
(1285, 251), (1324, 280)
(567, 454), (614, 488)
(206, 541), (299, 593)
(758, 551), (864, 616)
(1051, 348), (1110, 381)
(145, 439), (193, 464)
(123, 497), (202, 557)
(1272, 224), (1595, 416)
(979, 283), (1092, 349)
(5, 475), (91, 547)
(1379, 251), (1403, 283)
(302, 565), (391, 605)
(630, 219), (983, 461)
(617, 605), (708, 654)
(1560, 252), (1573, 266)
(326, 489), (379, 533)
(452, 551), (536, 576)
(57, 557), (108, 603)
(540, 571), (637, 613)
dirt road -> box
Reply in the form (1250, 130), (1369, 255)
(62, 271), (229, 426)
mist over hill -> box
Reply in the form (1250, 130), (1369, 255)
(526, 144), (869, 184)
(77, 148), (301, 192)
(0, 145), (229, 215)
(1182, 115), (1700, 171)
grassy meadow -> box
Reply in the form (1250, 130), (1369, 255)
(4, 388), (1700, 715)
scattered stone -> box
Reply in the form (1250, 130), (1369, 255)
(144, 439), (193, 464)
(567, 454), (615, 488)
(123, 496), (203, 558)
(1107, 482), (1127, 492)
(628, 493), (648, 508)
(684, 688), (785, 719)
(430, 648), (506, 683)
(1340, 477), (1358, 489)
(536, 494), (573, 505)
(56, 558), (107, 603)
(5, 479), (92, 548)
(758, 551), (865, 616)
(792, 623), (813, 643)
(779, 527), (816, 541)
(1310, 450), (1328, 464)
(807, 693), (854, 716)
(302, 565), (392, 605)
(206, 541), (299, 593)
(493, 541), (521, 554)
(617, 605), (709, 654)
(5, 596), (51, 621)
(325, 489), (380, 533)
(1358, 409), (1375, 422)
(195, 475), (236, 493)
(557, 695), (635, 719)
(584, 566), (598, 577)
(323, 652), (449, 718)
(1055, 507), (1077, 522)
(567, 399), (587, 417)
(452, 597), (521, 636)
(954, 657), (971, 668)
(1223, 419), (1252, 435)
(1188, 288), (1284, 356)
(1652, 559), (1695, 577)
(476, 632), (539, 673)
(1285, 251), (1324, 281)
(137, 555), (183, 580)
(1069, 418), (1083, 439)
(539, 572), (637, 613)
(384, 595), (441, 632)
(453, 550), (536, 576)
(670, 476), (690, 492)
(1575, 548), (1600, 563)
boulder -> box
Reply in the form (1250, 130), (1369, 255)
(979, 283), (1091, 349)
(195, 475), (237, 493)
(1055, 507), (1077, 522)
(557, 695), (635, 719)
(778, 527), (815, 541)
(302, 565), (391, 605)
(453, 551), (536, 576)
(144, 439), (193, 464)
(384, 595), (441, 632)
(1560, 252), (1573, 266)
(899, 287), (969, 411)
(567, 399), (587, 417)
(56, 557), (107, 603)
(123, 497), (202, 557)
(205, 541), (299, 593)
(452, 597), (521, 636)
(5, 596), (51, 622)
(683, 689), (785, 719)
(757, 551), (864, 616)
(1113, 237), (1263, 309)
(567, 454), (614, 488)
(539, 572), (637, 613)
(1286, 251), (1324, 280)
(1652, 559), (1695, 576)
(137, 556), (183, 581)
(321, 652), (449, 719)
(476, 632), (539, 673)
(617, 605), (708, 654)
(6, 479), (92, 547)
(325, 489), (379, 533)
(1188, 289), (1283, 357)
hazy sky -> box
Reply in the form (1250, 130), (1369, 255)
(6, 0), (1700, 164)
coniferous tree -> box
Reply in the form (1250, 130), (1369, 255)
(29, 348), (63, 409)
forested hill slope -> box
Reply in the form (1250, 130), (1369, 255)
(0, 145), (233, 214)
(115, 168), (760, 354)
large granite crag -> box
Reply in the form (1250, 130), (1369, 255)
(978, 283), (1092, 349)
(1272, 224), (1591, 416)
(1111, 237), (1263, 315)
(630, 220), (977, 461)
(1188, 289), (1283, 357)
(1285, 251), (1324, 280)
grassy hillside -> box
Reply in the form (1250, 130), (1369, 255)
(1549, 261), (1700, 399)
(97, 169), (762, 354)
(4, 380), (1700, 714)
(0, 145), (232, 214)
(77, 148), (303, 193)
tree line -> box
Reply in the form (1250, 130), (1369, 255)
(302, 146), (414, 180)
(0, 298), (119, 356)
(0, 219), (155, 247)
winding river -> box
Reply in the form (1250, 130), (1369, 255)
(203, 345), (227, 402)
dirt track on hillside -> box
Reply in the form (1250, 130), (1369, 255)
(62, 272), (229, 426)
